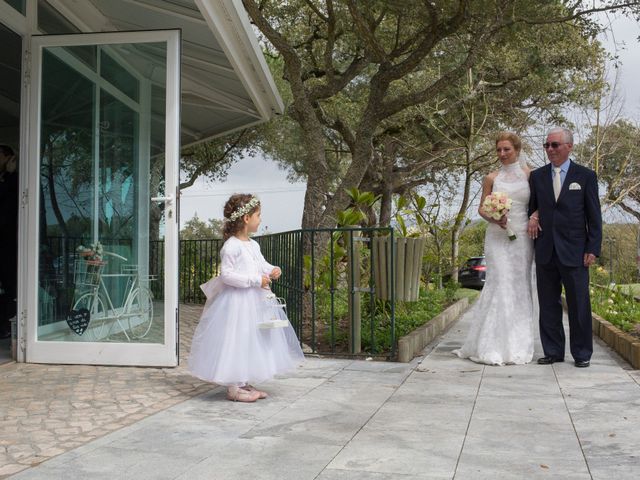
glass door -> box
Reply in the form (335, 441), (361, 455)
(25, 30), (180, 366)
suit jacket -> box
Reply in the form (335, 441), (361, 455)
(528, 160), (602, 267)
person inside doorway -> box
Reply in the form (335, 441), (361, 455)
(0, 144), (18, 339)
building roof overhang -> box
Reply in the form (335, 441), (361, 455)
(46, 0), (283, 146)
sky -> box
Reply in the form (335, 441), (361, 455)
(179, 11), (640, 233)
(179, 157), (306, 234)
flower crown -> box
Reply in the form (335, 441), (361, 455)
(228, 196), (260, 222)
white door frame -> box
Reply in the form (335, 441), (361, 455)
(24, 29), (180, 366)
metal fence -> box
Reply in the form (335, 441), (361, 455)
(42, 228), (398, 358)
(178, 228), (397, 358)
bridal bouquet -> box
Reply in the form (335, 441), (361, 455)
(481, 192), (516, 241)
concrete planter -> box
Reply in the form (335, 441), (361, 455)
(592, 313), (640, 369)
(397, 296), (470, 363)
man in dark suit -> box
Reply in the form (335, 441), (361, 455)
(528, 127), (602, 368)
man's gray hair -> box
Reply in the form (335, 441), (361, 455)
(547, 127), (573, 144)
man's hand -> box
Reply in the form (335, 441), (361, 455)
(583, 253), (596, 267)
(527, 217), (542, 239)
(270, 267), (282, 280)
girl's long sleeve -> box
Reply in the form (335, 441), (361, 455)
(251, 240), (276, 275)
(219, 246), (262, 288)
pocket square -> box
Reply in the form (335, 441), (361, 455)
(568, 182), (581, 190)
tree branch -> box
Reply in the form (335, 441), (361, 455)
(179, 130), (247, 190)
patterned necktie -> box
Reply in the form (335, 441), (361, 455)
(553, 167), (562, 201)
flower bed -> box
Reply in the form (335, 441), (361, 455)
(591, 313), (640, 369)
(590, 282), (640, 369)
(590, 284), (640, 339)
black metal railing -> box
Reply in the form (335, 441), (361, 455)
(293, 227), (396, 359)
(254, 230), (305, 340)
(178, 238), (224, 303)
(178, 228), (397, 358)
(40, 228), (397, 358)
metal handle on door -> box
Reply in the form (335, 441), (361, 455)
(151, 195), (174, 203)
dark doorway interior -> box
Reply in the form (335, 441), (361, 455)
(0, 22), (21, 363)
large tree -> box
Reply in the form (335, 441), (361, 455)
(578, 119), (640, 220)
(242, 0), (640, 230)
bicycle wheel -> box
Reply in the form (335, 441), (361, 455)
(124, 287), (154, 339)
(72, 293), (107, 341)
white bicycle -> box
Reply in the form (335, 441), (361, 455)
(72, 251), (155, 342)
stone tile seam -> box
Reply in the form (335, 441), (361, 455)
(451, 362), (485, 479)
(310, 362), (416, 479)
(552, 365), (594, 480)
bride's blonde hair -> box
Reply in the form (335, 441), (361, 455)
(495, 132), (522, 153)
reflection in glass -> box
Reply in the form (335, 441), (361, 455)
(38, 42), (167, 344)
(4, 0), (25, 14)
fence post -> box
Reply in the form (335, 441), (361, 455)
(347, 228), (361, 354)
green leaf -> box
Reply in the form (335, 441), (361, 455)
(396, 215), (407, 237)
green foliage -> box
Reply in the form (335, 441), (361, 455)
(393, 193), (429, 238)
(180, 215), (223, 240)
(336, 188), (381, 227)
(576, 119), (640, 220)
(337, 208), (366, 228)
(247, 0), (626, 230)
(179, 129), (259, 189)
(591, 285), (640, 336)
(597, 224), (639, 285)
(360, 287), (460, 354)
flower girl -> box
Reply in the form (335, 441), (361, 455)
(188, 194), (304, 402)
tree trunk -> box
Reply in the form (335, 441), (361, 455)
(378, 139), (397, 227)
(451, 170), (473, 283)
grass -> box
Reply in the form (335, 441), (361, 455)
(454, 288), (481, 301)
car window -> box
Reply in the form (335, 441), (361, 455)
(467, 258), (483, 267)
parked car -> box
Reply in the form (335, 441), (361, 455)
(458, 256), (486, 289)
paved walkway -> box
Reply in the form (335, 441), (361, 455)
(0, 305), (215, 478)
(3, 306), (640, 479)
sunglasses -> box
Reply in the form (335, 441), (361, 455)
(543, 142), (567, 149)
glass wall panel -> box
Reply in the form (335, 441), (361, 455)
(38, 42), (167, 344)
(38, 0), (80, 34)
(4, 0), (25, 15)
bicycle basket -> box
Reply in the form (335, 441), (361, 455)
(73, 258), (106, 289)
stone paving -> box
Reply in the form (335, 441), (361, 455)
(0, 304), (214, 478)
(2, 304), (640, 479)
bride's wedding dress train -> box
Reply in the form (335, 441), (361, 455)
(453, 162), (536, 365)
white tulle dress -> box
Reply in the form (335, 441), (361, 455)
(453, 162), (536, 365)
(188, 236), (304, 386)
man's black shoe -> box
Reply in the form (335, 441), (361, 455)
(537, 356), (564, 365)
(574, 360), (590, 368)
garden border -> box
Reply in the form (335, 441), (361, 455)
(397, 296), (470, 363)
(592, 312), (640, 369)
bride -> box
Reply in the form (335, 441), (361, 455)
(453, 132), (536, 365)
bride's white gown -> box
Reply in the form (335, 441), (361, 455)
(453, 162), (536, 365)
